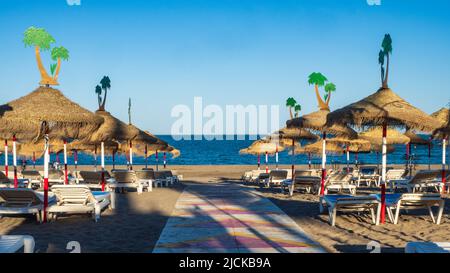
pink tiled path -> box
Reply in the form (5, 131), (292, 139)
(153, 183), (325, 253)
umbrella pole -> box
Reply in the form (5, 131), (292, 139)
(346, 145), (350, 174)
(320, 132), (327, 196)
(308, 152), (311, 170)
(129, 141), (133, 171)
(164, 152), (167, 169)
(406, 143), (410, 173)
(101, 142), (106, 191)
(428, 137), (432, 171)
(145, 145), (148, 169)
(32, 152), (36, 170)
(112, 150), (116, 170)
(265, 151), (269, 174)
(156, 150), (159, 171)
(4, 140), (8, 177)
(12, 135), (18, 188)
(63, 140), (68, 184)
(257, 153), (260, 170)
(380, 123), (387, 224)
(291, 139), (295, 177)
(43, 135), (49, 223)
(74, 150), (78, 172)
(94, 146), (98, 172)
(442, 136), (447, 193)
(275, 145), (279, 170)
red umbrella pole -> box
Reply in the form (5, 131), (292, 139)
(346, 145), (350, 174)
(380, 123), (388, 224)
(13, 135), (18, 188)
(74, 150), (78, 171)
(43, 135), (50, 223)
(129, 141), (133, 171)
(64, 140), (68, 184)
(4, 140), (8, 177)
(265, 151), (269, 174)
(257, 153), (261, 170)
(319, 132), (327, 196)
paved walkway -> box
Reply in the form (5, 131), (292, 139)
(153, 183), (325, 253)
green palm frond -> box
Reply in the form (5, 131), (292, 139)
(23, 27), (55, 51)
(308, 72), (328, 86)
(286, 97), (297, 107)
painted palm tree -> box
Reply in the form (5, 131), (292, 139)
(23, 27), (69, 86)
(308, 72), (336, 111)
(50, 46), (70, 82)
(286, 97), (297, 119)
(324, 83), (336, 103)
(95, 85), (103, 109)
(380, 34), (393, 88)
(294, 104), (302, 118)
(99, 76), (111, 111)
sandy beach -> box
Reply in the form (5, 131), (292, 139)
(1, 164), (449, 253)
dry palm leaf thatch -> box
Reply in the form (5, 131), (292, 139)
(287, 110), (357, 138)
(276, 127), (318, 141)
(326, 88), (441, 132)
(0, 87), (103, 142)
(359, 127), (410, 145)
(240, 139), (285, 155)
(431, 108), (450, 126)
(82, 111), (168, 154)
(294, 139), (344, 156)
(431, 107), (450, 138)
(146, 145), (181, 159)
(404, 130), (429, 145)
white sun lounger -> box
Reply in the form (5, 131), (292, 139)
(325, 173), (357, 195)
(0, 235), (35, 253)
(48, 185), (112, 222)
(320, 195), (381, 227)
(0, 188), (56, 223)
(391, 170), (442, 193)
(109, 171), (145, 193)
(383, 193), (445, 225)
(405, 242), (450, 253)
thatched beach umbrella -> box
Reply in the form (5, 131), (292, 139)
(0, 87), (103, 221)
(240, 139), (285, 173)
(295, 140), (344, 156)
(327, 87), (440, 223)
(327, 137), (371, 172)
(432, 107), (450, 189)
(287, 110), (357, 195)
(275, 127), (318, 181)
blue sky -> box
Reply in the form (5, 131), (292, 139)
(0, 0), (449, 134)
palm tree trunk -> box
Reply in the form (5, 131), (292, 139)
(289, 107), (293, 119)
(383, 54), (390, 88)
(315, 84), (329, 111)
(52, 58), (62, 83)
(326, 91), (331, 105)
(35, 46), (55, 86)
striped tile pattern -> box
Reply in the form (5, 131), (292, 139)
(153, 183), (325, 253)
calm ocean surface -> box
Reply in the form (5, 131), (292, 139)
(1, 135), (448, 166)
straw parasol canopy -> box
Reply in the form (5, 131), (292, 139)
(327, 137), (371, 151)
(276, 127), (318, 141)
(240, 139), (285, 155)
(294, 139), (344, 156)
(83, 111), (168, 152)
(287, 110), (358, 138)
(404, 130), (429, 145)
(359, 127), (410, 146)
(0, 87), (103, 142)
(431, 108), (450, 126)
(431, 107), (450, 138)
(326, 88), (441, 132)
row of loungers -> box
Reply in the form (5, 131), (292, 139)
(0, 169), (181, 193)
(242, 167), (449, 227)
(0, 169), (182, 223)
